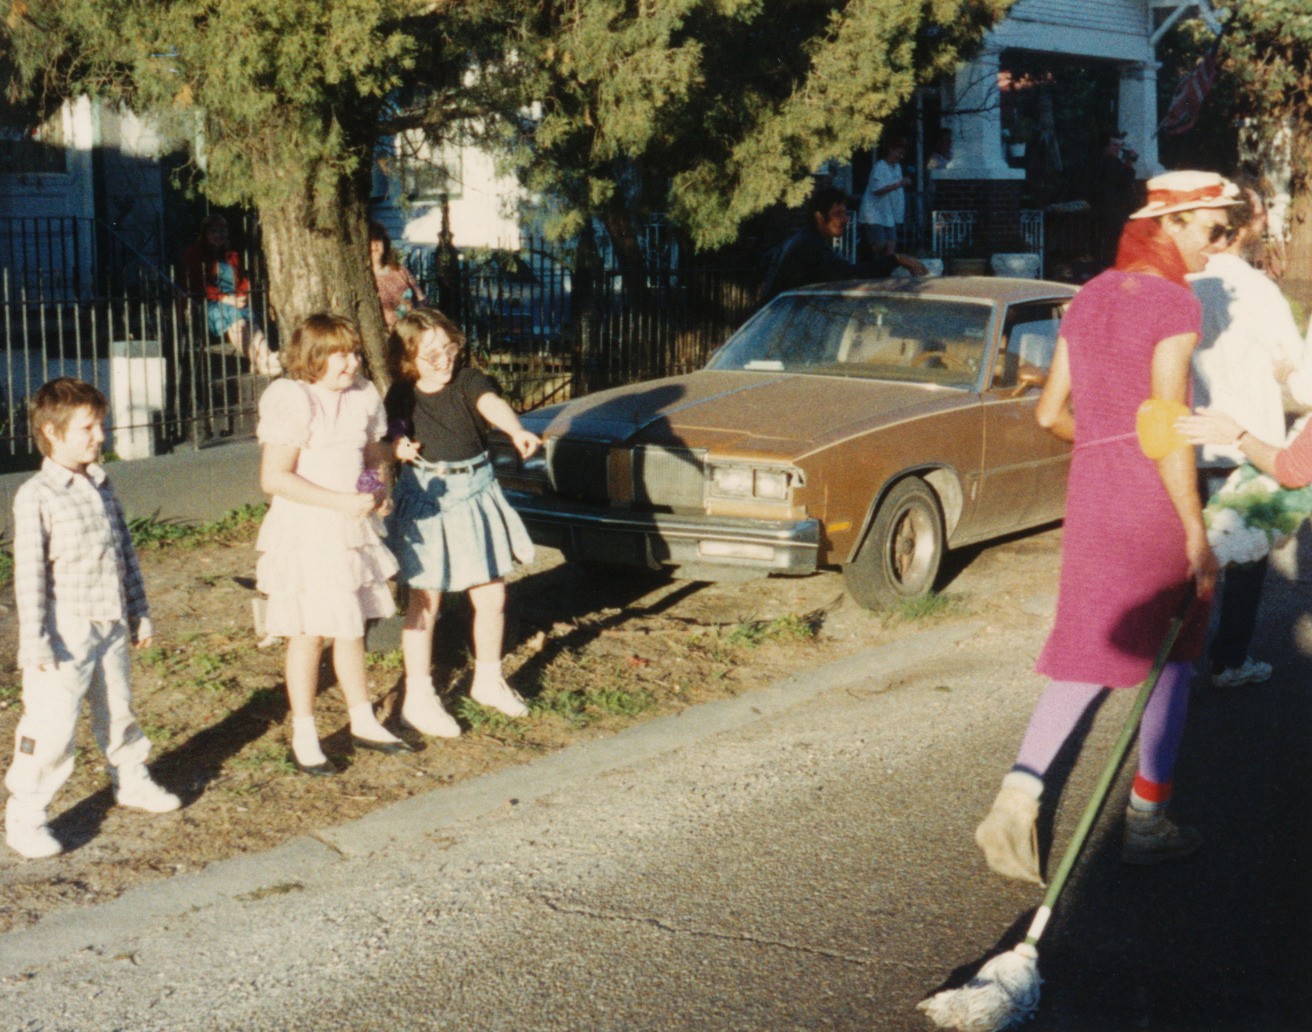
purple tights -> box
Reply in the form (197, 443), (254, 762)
(1013, 661), (1192, 787)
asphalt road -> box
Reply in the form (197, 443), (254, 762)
(1, 533), (1310, 1031)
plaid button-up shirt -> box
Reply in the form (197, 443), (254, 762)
(13, 459), (151, 669)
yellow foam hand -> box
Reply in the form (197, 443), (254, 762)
(1136, 399), (1192, 459)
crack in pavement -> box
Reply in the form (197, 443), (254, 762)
(535, 893), (876, 966)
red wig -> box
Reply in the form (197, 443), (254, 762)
(1113, 218), (1188, 287)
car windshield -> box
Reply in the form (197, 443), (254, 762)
(707, 293), (994, 388)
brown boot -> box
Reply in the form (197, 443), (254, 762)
(975, 785), (1043, 884)
(1121, 807), (1202, 865)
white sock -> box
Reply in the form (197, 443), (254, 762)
(404, 676), (436, 701)
(349, 702), (398, 743)
(1003, 769), (1044, 801)
(472, 660), (503, 687)
(291, 716), (327, 766)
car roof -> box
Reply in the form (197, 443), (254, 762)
(783, 275), (1078, 304)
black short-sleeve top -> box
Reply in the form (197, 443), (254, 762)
(383, 368), (500, 462)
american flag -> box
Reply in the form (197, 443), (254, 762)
(1159, 35), (1224, 136)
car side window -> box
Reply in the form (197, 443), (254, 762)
(993, 304), (1061, 389)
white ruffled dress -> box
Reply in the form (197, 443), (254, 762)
(255, 377), (397, 639)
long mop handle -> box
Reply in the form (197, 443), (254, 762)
(1020, 595), (1192, 948)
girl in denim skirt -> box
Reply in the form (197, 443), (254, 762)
(384, 308), (540, 737)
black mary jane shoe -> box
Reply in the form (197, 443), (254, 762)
(351, 735), (419, 756)
(294, 756), (340, 777)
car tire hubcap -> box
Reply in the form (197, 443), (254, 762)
(890, 506), (934, 590)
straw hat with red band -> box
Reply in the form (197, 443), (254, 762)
(1128, 170), (1241, 220)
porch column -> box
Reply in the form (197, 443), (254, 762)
(1119, 61), (1162, 177)
(936, 49), (1022, 182)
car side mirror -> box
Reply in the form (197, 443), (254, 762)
(1011, 366), (1047, 398)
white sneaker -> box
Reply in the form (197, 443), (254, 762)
(5, 815), (61, 859)
(115, 777), (182, 813)
(471, 677), (529, 718)
(401, 691), (462, 739)
(1211, 657), (1273, 689)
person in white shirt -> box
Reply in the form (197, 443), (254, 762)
(857, 137), (911, 261)
(1189, 184), (1312, 688)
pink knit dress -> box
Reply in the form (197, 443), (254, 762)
(1036, 270), (1207, 688)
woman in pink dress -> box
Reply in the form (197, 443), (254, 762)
(975, 172), (1239, 884)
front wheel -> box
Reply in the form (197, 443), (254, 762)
(843, 477), (945, 610)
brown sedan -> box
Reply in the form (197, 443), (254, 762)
(491, 276), (1075, 609)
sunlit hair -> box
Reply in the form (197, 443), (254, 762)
(29, 377), (107, 458)
(1113, 215), (1190, 288)
(283, 313), (362, 383)
(367, 220), (399, 270)
(390, 307), (466, 383)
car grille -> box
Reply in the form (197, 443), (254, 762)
(633, 446), (706, 510)
(546, 441), (706, 510)
(548, 439), (610, 502)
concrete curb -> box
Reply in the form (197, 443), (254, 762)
(0, 618), (979, 977)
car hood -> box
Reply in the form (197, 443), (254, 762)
(526, 371), (972, 458)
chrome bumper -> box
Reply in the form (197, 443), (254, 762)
(504, 490), (821, 575)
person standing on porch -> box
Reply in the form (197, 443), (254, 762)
(857, 137), (912, 262)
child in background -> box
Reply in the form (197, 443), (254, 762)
(368, 221), (427, 330)
(255, 313), (415, 774)
(385, 308), (540, 737)
(5, 378), (179, 860)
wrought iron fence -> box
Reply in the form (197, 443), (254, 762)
(0, 216), (275, 471)
(0, 218), (759, 470)
(409, 237), (758, 405)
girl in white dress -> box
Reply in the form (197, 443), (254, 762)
(255, 313), (415, 775)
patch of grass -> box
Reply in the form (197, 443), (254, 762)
(532, 682), (654, 726)
(886, 591), (964, 623)
(0, 683), (20, 702)
(128, 503), (269, 553)
(366, 648), (404, 674)
(231, 745), (297, 775)
(724, 613), (819, 648)
(138, 716), (174, 745)
(0, 550), (12, 586)
(455, 696), (528, 737)
(135, 645), (169, 669)
(588, 685), (654, 716)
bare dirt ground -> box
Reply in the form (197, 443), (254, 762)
(0, 512), (1064, 934)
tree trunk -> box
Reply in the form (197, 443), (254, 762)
(1284, 123), (1312, 316)
(255, 185), (393, 391)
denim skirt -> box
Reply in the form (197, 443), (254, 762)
(386, 457), (534, 592)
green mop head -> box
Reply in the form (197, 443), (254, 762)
(918, 942), (1041, 1031)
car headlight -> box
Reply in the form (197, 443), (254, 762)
(708, 464), (796, 500)
(754, 469), (790, 500)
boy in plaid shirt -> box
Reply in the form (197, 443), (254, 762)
(5, 378), (179, 859)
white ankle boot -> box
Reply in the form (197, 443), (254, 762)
(401, 688), (461, 738)
(5, 798), (61, 859)
(471, 676), (529, 718)
(113, 768), (182, 813)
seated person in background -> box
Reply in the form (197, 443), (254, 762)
(182, 215), (281, 376)
(369, 222), (427, 331)
(761, 187), (927, 302)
